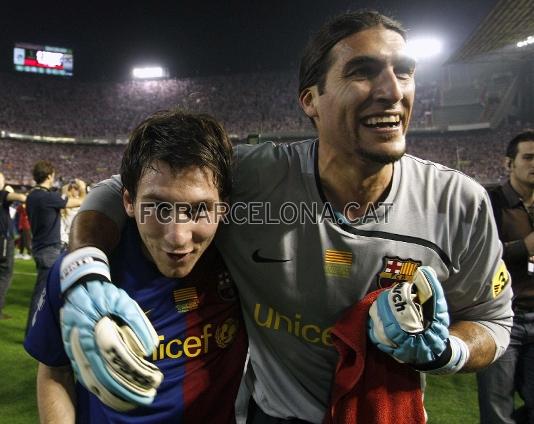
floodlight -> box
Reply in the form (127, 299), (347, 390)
(406, 37), (443, 60)
(132, 66), (166, 79)
(517, 35), (534, 48)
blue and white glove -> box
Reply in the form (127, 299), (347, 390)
(59, 247), (163, 411)
(368, 266), (469, 374)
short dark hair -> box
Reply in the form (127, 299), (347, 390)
(506, 130), (534, 159)
(32, 160), (55, 184)
(120, 109), (233, 201)
(298, 10), (406, 97)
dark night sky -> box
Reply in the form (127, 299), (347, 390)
(0, 0), (498, 81)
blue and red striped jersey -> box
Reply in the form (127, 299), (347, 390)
(25, 221), (248, 423)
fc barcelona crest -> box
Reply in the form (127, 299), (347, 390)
(377, 256), (421, 288)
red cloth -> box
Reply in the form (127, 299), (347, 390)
(16, 204), (30, 231)
(324, 290), (426, 424)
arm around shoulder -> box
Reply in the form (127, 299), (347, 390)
(69, 210), (120, 254)
(6, 192), (26, 203)
(65, 197), (83, 208)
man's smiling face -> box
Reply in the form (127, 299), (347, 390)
(309, 25), (416, 164)
(124, 161), (221, 279)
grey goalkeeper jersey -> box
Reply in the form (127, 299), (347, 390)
(81, 139), (512, 423)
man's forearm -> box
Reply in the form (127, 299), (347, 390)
(37, 363), (76, 424)
(6, 192), (26, 203)
(69, 210), (120, 254)
(449, 321), (497, 372)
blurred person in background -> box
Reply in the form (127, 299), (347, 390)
(0, 172), (27, 320)
(60, 180), (82, 250)
(16, 202), (32, 260)
(477, 131), (534, 424)
(25, 161), (85, 334)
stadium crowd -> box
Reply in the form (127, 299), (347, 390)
(0, 125), (523, 186)
(0, 69), (443, 140)
(0, 70), (527, 186)
(406, 126), (523, 184)
(0, 138), (124, 186)
(0, 71), (311, 139)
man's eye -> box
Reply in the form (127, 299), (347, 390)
(347, 67), (374, 79)
(191, 204), (212, 222)
(155, 203), (173, 219)
(395, 66), (415, 80)
(188, 208), (199, 220)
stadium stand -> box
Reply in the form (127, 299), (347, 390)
(1, 125), (523, 186)
(0, 138), (124, 185)
(406, 126), (524, 185)
(0, 71), (311, 140)
(0, 50), (529, 187)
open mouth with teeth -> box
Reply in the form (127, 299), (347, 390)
(166, 252), (190, 261)
(362, 115), (401, 129)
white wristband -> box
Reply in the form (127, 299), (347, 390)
(60, 246), (111, 294)
(425, 335), (470, 375)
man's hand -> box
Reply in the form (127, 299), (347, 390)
(368, 266), (469, 374)
(59, 247), (163, 410)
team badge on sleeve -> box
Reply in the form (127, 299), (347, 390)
(377, 257), (422, 288)
(491, 261), (509, 298)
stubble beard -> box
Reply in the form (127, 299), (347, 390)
(355, 139), (406, 165)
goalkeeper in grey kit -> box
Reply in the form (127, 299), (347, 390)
(59, 10), (512, 423)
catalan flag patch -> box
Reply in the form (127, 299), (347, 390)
(324, 249), (353, 278)
(173, 287), (200, 313)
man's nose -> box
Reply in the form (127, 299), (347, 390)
(372, 67), (403, 104)
(165, 218), (193, 247)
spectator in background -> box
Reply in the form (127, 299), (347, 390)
(25, 161), (85, 333)
(477, 130), (534, 424)
(16, 202), (32, 260)
(60, 180), (82, 250)
(0, 172), (27, 320)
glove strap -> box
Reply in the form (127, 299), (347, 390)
(415, 335), (470, 375)
(60, 247), (111, 294)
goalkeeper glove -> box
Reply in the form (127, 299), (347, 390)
(60, 247), (163, 410)
(368, 266), (469, 374)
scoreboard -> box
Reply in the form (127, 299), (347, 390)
(14, 42), (73, 77)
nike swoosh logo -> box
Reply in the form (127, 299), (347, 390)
(252, 249), (291, 263)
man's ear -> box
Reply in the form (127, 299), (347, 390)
(299, 86), (319, 121)
(505, 157), (512, 170)
(123, 189), (135, 218)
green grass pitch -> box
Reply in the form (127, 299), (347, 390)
(0, 259), (483, 423)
